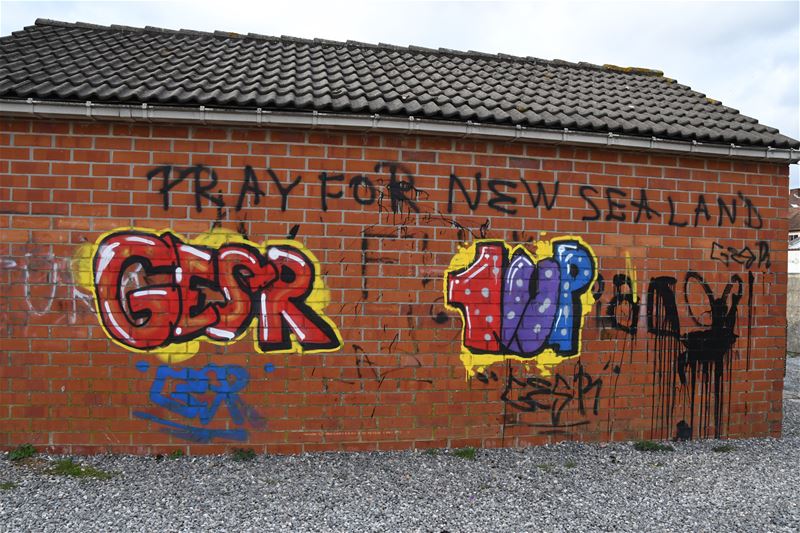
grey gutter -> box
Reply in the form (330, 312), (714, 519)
(2, 98), (798, 163)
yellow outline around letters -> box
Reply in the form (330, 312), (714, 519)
(443, 236), (598, 378)
(74, 227), (342, 363)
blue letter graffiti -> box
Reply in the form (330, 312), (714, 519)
(133, 362), (265, 443)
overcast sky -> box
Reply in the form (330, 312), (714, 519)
(2, 0), (798, 186)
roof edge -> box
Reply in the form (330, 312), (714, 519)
(2, 98), (798, 164)
(28, 18), (666, 77)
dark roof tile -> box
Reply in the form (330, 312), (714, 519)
(1, 19), (796, 149)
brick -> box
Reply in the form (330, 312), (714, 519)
(14, 134), (53, 147)
(0, 117), (788, 456)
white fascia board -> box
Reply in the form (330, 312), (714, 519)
(2, 98), (798, 164)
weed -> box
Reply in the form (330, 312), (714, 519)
(536, 463), (553, 473)
(452, 447), (477, 460)
(0, 482), (18, 490)
(712, 444), (735, 453)
(422, 448), (439, 456)
(7, 444), (36, 462)
(48, 459), (113, 480)
(230, 448), (257, 462)
(152, 451), (184, 461)
(564, 460), (577, 469)
(633, 440), (674, 452)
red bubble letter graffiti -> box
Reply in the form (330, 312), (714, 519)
(94, 232), (181, 350)
(87, 228), (342, 359)
(445, 238), (597, 376)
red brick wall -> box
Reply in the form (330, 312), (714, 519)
(0, 118), (789, 454)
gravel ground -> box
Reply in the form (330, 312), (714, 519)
(2, 358), (799, 533)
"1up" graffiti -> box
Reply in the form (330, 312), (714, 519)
(445, 238), (597, 359)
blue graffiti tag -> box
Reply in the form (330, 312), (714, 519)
(133, 362), (265, 443)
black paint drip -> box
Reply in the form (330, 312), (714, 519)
(678, 273), (742, 439)
(647, 273), (744, 440)
(647, 276), (682, 440)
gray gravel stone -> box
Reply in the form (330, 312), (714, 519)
(2, 363), (799, 533)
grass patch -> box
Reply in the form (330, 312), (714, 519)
(452, 447), (477, 460)
(633, 440), (675, 452)
(712, 444), (735, 453)
(154, 449), (185, 461)
(48, 459), (113, 480)
(564, 460), (577, 469)
(1, 482), (18, 490)
(230, 448), (257, 462)
(7, 444), (36, 462)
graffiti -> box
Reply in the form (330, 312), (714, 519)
(360, 229), (400, 301)
(22, 253), (58, 316)
(710, 242), (755, 269)
(647, 276), (683, 439)
(477, 362), (602, 434)
(144, 163), (764, 231)
(579, 187), (762, 228)
(757, 241), (771, 269)
(446, 173), (560, 215)
(710, 241), (770, 270)
(680, 272), (742, 437)
(587, 258), (640, 433)
(334, 343), (434, 394)
(3, 149), (775, 452)
(0, 251), (95, 325)
(647, 272), (748, 440)
(133, 361), (265, 443)
(605, 255), (640, 336)
(236, 166), (300, 212)
(79, 228), (341, 362)
(148, 162), (420, 215)
(445, 237), (597, 376)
